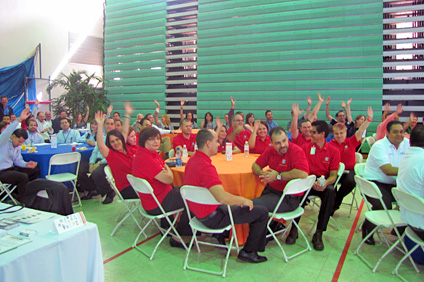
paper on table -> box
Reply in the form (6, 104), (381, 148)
(8, 211), (54, 224)
(0, 234), (31, 254)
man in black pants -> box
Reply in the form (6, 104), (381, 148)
(184, 128), (268, 263)
(0, 108), (40, 201)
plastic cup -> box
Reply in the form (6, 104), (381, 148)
(72, 145), (76, 152)
(22, 144), (26, 151)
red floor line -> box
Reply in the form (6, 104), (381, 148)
(331, 200), (365, 282)
(103, 233), (160, 264)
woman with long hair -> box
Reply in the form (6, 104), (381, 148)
(216, 124), (241, 154)
(157, 114), (174, 130)
(201, 112), (216, 129)
(245, 113), (255, 132)
(180, 100), (197, 129)
(248, 120), (271, 154)
(94, 111), (138, 204)
(78, 119), (97, 146)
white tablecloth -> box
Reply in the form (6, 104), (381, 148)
(0, 204), (104, 282)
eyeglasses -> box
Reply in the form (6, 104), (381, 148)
(234, 119), (243, 122)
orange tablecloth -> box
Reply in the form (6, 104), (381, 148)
(171, 153), (266, 245)
(163, 129), (200, 149)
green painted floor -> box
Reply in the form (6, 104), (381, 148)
(74, 192), (423, 282)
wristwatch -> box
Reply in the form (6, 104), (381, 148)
(276, 173), (282, 181)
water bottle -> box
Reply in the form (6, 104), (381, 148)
(176, 148), (182, 168)
(318, 175), (326, 187)
(244, 141), (249, 157)
(182, 145), (188, 162)
(51, 134), (57, 148)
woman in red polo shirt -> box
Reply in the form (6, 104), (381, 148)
(249, 120), (271, 154)
(132, 127), (191, 245)
(95, 112), (138, 203)
(216, 124), (241, 154)
(126, 127), (138, 156)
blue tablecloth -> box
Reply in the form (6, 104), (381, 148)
(22, 144), (94, 178)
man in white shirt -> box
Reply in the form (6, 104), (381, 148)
(397, 126), (424, 240)
(36, 112), (53, 134)
(57, 118), (80, 144)
(44, 111), (53, 132)
(362, 120), (410, 244)
(24, 120), (45, 145)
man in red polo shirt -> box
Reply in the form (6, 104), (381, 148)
(173, 119), (196, 156)
(329, 107), (373, 215)
(252, 126), (309, 213)
(295, 120), (340, 251)
(184, 129), (268, 263)
(227, 114), (251, 151)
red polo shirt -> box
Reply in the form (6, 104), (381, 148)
(251, 135), (271, 154)
(127, 144), (139, 157)
(173, 133), (196, 152)
(132, 147), (172, 210)
(302, 141), (341, 178)
(255, 143), (309, 192)
(218, 140), (235, 153)
(183, 150), (222, 218)
(292, 133), (311, 147)
(329, 136), (361, 170)
(229, 129), (251, 151)
(106, 149), (134, 191)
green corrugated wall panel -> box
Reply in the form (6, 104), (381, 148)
(105, 85), (165, 94)
(105, 52), (165, 64)
(199, 0), (378, 13)
(105, 35), (165, 49)
(105, 69), (165, 79)
(106, 2), (166, 19)
(104, 61), (166, 72)
(105, 44), (164, 57)
(199, 36), (382, 55)
(197, 47), (381, 65)
(106, 26), (165, 41)
(106, 77), (165, 87)
(106, 11), (165, 28)
(108, 93), (162, 102)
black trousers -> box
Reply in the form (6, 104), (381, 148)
(202, 204), (268, 253)
(362, 181), (395, 233)
(91, 164), (112, 197)
(333, 170), (356, 210)
(293, 184), (335, 233)
(410, 226), (424, 241)
(0, 166), (40, 201)
(120, 185), (138, 199)
(146, 187), (192, 236)
(253, 185), (301, 213)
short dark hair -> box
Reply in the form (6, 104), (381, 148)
(13, 128), (28, 139)
(269, 126), (286, 142)
(312, 120), (329, 138)
(0, 122), (8, 132)
(410, 125), (424, 147)
(139, 117), (150, 128)
(3, 115), (10, 119)
(36, 112), (44, 117)
(114, 120), (123, 126)
(105, 129), (127, 152)
(265, 110), (272, 116)
(335, 110), (345, 117)
(60, 117), (70, 124)
(300, 119), (311, 127)
(1, 96), (7, 100)
(387, 120), (403, 132)
(196, 129), (214, 149)
(113, 112), (120, 117)
(138, 127), (161, 147)
(259, 120), (269, 131)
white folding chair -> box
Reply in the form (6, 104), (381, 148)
(308, 163), (344, 235)
(0, 181), (18, 204)
(341, 152), (364, 218)
(354, 176), (410, 272)
(180, 185), (239, 278)
(46, 152), (81, 207)
(268, 175), (316, 262)
(104, 166), (146, 237)
(127, 174), (187, 260)
(391, 188), (422, 281)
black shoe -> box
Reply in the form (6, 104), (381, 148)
(362, 228), (375, 245)
(285, 227), (298, 245)
(312, 232), (324, 251)
(81, 190), (100, 200)
(169, 237), (185, 249)
(237, 249), (267, 263)
(102, 190), (115, 204)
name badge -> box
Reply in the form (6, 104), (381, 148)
(345, 145), (348, 149)
(310, 147), (316, 155)
(325, 157), (329, 162)
(282, 159), (286, 164)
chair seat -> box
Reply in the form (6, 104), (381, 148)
(139, 207), (184, 220)
(365, 210), (404, 227)
(189, 217), (232, 233)
(46, 173), (77, 183)
(405, 227), (424, 246)
(270, 207), (304, 221)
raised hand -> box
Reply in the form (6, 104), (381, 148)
(215, 117), (222, 129)
(307, 96), (312, 105)
(154, 100), (160, 108)
(107, 104), (113, 115)
(367, 107), (373, 120)
(253, 120), (260, 132)
(341, 101), (346, 108)
(347, 98), (352, 105)
(318, 93), (324, 103)
(384, 103), (390, 113)
(325, 96), (330, 105)
(18, 107), (31, 122)
(396, 104), (403, 115)
(291, 103), (302, 116)
(231, 96), (236, 108)
(180, 99), (185, 107)
(95, 111), (106, 126)
(124, 101), (134, 116)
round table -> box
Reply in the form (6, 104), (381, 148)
(171, 153), (265, 245)
(22, 144), (94, 178)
